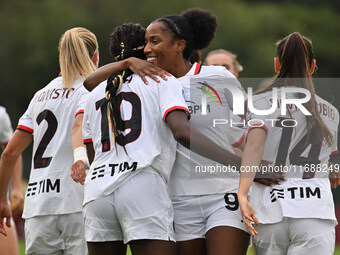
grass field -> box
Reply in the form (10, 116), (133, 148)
(18, 241), (340, 254)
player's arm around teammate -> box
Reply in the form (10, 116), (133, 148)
(81, 10), (272, 255)
(84, 57), (171, 90)
(142, 10), (251, 255)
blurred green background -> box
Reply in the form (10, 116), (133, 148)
(1, 0), (340, 246)
(3, 0), (340, 173)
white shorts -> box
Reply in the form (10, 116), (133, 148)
(171, 191), (248, 241)
(253, 217), (335, 255)
(83, 171), (175, 244)
(25, 212), (87, 255)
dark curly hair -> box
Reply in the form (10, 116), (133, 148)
(106, 23), (145, 153)
(155, 8), (217, 60)
(109, 23), (146, 63)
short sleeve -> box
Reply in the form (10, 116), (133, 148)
(75, 87), (90, 118)
(227, 113), (247, 147)
(82, 97), (92, 144)
(158, 76), (190, 120)
(17, 97), (35, 134)
(331, 131), (338, 156)
(331, 109), (339, 155)
(0, 107), (13, 144)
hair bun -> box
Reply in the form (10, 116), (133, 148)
(181, 8), (217, 50)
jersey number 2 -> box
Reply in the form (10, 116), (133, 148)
(34, 110), (58, 169)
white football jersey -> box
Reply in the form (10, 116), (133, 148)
(169, 63), (247, 196)
(0, 106), (14, 200)
(247, 87), (339, 224)
(228, 112), (247, 148)
(0, 106), (13, 145)
(18, 77), (89, 218)
(82, 74), (189, 205)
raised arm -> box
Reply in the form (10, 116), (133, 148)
(84, 59), (130, 91)
(84, 57), (171, 91)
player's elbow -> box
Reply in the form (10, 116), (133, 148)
(166, 110), (191, 147)
(171, 123), (190, 146)
(83, 77), (94, 92)
(72, 121), (82, 135)
(246, 142), (265, 155)
(2, 146), (20, 163)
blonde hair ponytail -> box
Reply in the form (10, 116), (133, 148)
(59, 27), (98, 89)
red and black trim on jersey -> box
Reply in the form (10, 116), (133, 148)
(194, 62), (201, 75)
(17, 125), (33, 134)
(75, 109), (84, 118)
(247, 123), (268, 134)
(0, 142), (8, 147)
(331, 150), (338, 156)
(163, 106), (191, 121)
(83, 138), (93, 144)
(232, 132), (246, 147)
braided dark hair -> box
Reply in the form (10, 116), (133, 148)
(106, 23), (146, 153)
(155, 8), (217, 60)
(109, 23), (146, 63)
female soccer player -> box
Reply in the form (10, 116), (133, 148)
(74, 21), (250, 255)
(83, 8), (264, 255)
(0, 106), (23, 255)
(238, 32), (338, 254)
(0, 27), (99, 254)
(145, 9), (251, 255)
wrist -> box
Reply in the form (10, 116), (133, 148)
(124, 58), (132, 69)
(0, 193), (8, 202)
(73, 147), (90, 169)
(11, 185), (21, 191)
(237, 191), (248, 200)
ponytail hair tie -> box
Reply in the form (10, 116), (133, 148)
(114, 42), (125, 61)
(132, 45), (145, 51)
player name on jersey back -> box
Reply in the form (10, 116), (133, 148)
(20, 77), (88, 218)
(35, 87), (75, 102)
